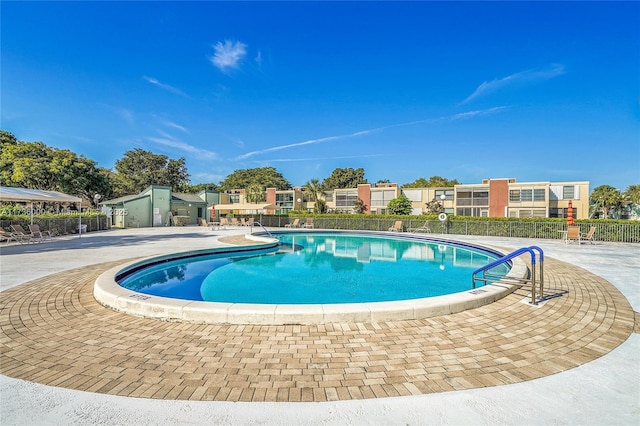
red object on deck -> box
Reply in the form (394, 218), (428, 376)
(567, 200), (574, 225)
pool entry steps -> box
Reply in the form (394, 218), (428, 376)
(472, 246), (544, 305)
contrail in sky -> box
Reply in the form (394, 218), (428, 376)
(235, 107), (507, 160)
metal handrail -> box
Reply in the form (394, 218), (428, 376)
(472, 246), (544, 305)
(251, 221), (274, 238)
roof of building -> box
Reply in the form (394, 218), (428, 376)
(101, 193), (149, 204)
(172, 193), (206, 203)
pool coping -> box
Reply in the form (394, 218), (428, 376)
(93, 232), (530, 325)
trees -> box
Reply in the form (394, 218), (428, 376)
(245, 183), (266, 203)
(321, 167), (366, 191)
(387, 194), (413, 215)
(353, 197), (367, 214)
(590, 185), (623, 219)
(314, 198), (327, 214)
(302, 178), (322, 202)
(624, 185), (640, 204)
(403, 176), (460, 188)
(112, 149), (190, 197)
(425, 197), (444, 214)
(0, 132), (112, 203)
(218, 167), (291, 192)
(186, 183), (220, 193)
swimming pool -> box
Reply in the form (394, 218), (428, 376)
(95, 231), (527, 324)
(117, 233), (509, 304)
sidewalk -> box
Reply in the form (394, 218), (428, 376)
(1, 226), (638, 425)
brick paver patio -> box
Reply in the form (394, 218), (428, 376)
(0, 250), (636, 402)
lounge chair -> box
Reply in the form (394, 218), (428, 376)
(231, 218), (239, 227)
(11, 224), (37, 243)
(240, 218), (247, 226)
(408, 221), (431, 233)
(247, 217), (254, 227)
(1, 228), (31, 245)
(29, 224), (53, 241)
(388, 220), (403, 232)
(219, 218), (229, 229)
(302, 218), (314, 229)
(581, 226), (596, 244)
(565, 226), (581, 245)
(285, 218), (300, 228)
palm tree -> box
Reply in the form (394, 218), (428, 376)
(302, 178), (321, 202)
(590, 185), (622, 219)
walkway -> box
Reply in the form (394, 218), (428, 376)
(1, 226), (638, 425)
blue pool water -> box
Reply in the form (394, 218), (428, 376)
(117, 232), (509, 304)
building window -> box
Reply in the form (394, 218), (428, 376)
(549, 207), (577, 218)
(456, 207), (483, 217)
(336, 190), (358, 208)
(521, 189), (532, 202)
(275, 193), (293, 209)
(371, 189), (396, 207)
(563, 185), (575, 199)
(509, 190), (520, 202)
(435, 189), (454, 200)
(229, 194), (240, 204)
(324, 192), (334, 202)
(473, 191), (488, 206)
(401, 189), (422, 202)
(534, 189), (545, 201)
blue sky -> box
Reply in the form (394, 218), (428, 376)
(2, 1), (639, 191)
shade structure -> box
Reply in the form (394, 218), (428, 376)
(207, 203), (276, 212)
(567, 200), (574, 225)
(0, 186), (83, 233)
(0, 186), (82, 203)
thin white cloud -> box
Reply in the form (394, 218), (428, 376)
(236, 107), (507, 160)
(232, 138), (245, 149)
(194, 172), (226, 182)
(210, 40), (247, 72)
(116, 108), (135, 125)
(147, 132), (218, 160)
(461, 64), (566, 104)
(143, 76), (189, 97)
(255, 154), (389, 163)
(163, 120), (189, 134)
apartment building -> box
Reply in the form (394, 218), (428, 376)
(298, 178), (589, 220)
(101, 178), (589, 228)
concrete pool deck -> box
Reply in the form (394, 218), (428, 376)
(1, 226), (638, 425)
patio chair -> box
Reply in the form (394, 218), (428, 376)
(565, 226), (581, 245)
(285, 218), (300, 228)
(1, 228), (31, 245)
(581, 226), (596, 244)
(408, 221), (431, 233)
(302, 218), (314, 229)
(29, 224), (53, 241)
(388, 220), (403, 232)
(11, 224), (37, 243)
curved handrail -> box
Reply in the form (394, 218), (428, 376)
(251, 221), (274, 238)
(472, 246), (544, 305)
(472, 247), (536, 277)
